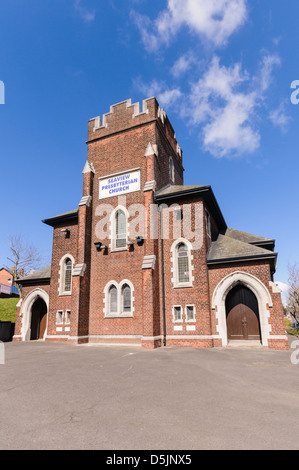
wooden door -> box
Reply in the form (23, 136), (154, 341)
(30, 298), (47, 340)
(39, 311), (47, 339)
(226, 285), (261, 341)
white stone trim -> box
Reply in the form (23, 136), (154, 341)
(91, 99), (150, 132)
(142, 335), (163, 341)
(268, 335), (289, 340)
(167, 335), (216, 340)
(269, 281), (282, 293)
(142, 255), (156, 270)
(212, 271), (274, 347)
(46, 335), (69, 339)
(143, 180), (156, 192)
(186, 325), (196, 331)
(19, 288), (49, 341)
(89, 335), (141, 339)
(174, 325), (183, 331)
(82, 160), (95, 174)
(79, 195), (92, 207)
(72, 263), (86, 277)
(144, 142), (158, 157)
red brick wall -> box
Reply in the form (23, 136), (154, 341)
(87, 98), (184, 345)
(47, 219), (79, 340)
(0, 269), (13, 286)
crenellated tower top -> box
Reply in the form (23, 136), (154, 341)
(87, 97), (182, 163)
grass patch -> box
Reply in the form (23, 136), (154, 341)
(287, 328), (299, 337)
(0, 297), (19, 323)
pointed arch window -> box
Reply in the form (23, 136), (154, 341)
(116, 209), (127, 248)
(64, 258), (72, 292)
(109, 285), (118, 314)
(171, 239), (193, 288)
(104, 281), (134, 317)
(169, 157), (174, 182)
(59, 255), (74, 295)
(122, 284), (131, 313)
(111, 208), (128, 251)
(177, 243), (190, 283)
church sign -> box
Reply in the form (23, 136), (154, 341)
(99, 169), (140, 199)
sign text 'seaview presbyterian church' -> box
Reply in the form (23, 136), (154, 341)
(14, 97), (288, 350)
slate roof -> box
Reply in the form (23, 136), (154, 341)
(42, 209), (78, 227)
(155, 183), (227, 231)
(155, 184), (208, 197)
(16, 266), (51, 283)
(225, 228), (274, 245)
(207, 231), (277, 266)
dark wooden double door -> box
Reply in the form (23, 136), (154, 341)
(226, 285), (261, 341)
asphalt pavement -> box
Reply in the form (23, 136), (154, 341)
(0, 336), (298, 450)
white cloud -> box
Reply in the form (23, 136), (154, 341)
(134, 53), (281, 158)
(171, 52), (198, 78)
(181, 54), (281, 158)
(74, 0), (95, 22)
(132, 0), (247, 52)
(258, 54), (281, 92)
(134, 78), (182, 108)
(269, 101), (291, 133)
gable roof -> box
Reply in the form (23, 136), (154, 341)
(155, 184), (208, 197)
(16, 266), (51, 284)
(42, 209), (78, 227)
(155, 184), (227, 231)
(207, 233), (277, 270)
(225, 228), (275, 248)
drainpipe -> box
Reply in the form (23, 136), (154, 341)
(160, 205), (167, 347)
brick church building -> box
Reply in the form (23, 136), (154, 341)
(13, 97), (288, 350)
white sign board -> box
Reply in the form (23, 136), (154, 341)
(99, 170), (140, 199)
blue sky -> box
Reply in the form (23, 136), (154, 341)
(0, 0), (298, 288)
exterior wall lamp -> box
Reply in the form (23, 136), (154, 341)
(94, 242), (107, 252)
(136, 236), (144, 246)
(61, 229), (70, 238)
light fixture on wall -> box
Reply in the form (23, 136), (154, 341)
(136, 236), (144, 246)
(127, 241), (134, 251)
(94, 242), (108, 253)
(61, 229), (70, 238)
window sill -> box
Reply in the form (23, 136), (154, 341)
(110, 247), (128, 253)
(173, 283), (193, 289)
(105, 313), (133, 318)
(59, 292), (72, 296)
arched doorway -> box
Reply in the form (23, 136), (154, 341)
(226, 284), (261, 341)
(30, 297), (48, 340)
(19, 289), (49, 341)
(211, 271), (274, 347)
